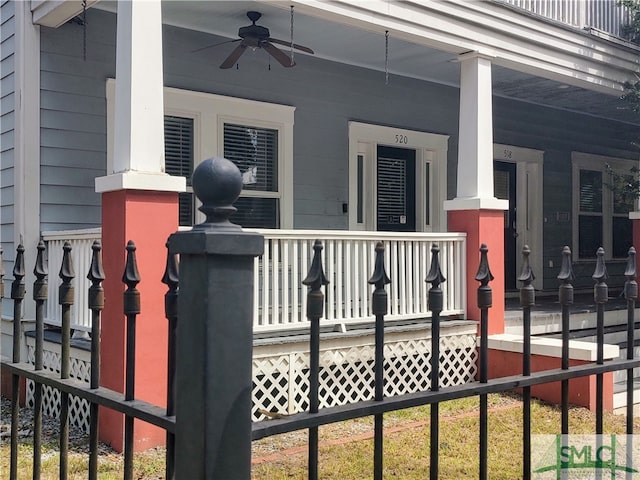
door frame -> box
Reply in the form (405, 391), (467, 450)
(494, 144), (544, 290)
(348, 122), (449, 232)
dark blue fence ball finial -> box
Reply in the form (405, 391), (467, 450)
(557, 246), (574, 306)
(34, 240), (48, 302)
(191, 157), (243, 231)
(368, 241), (391, 290)
(11, 243), (25, 301)
(474, 243), (493, 310)
(592, 247), (608, 304)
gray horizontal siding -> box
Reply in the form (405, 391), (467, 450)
(1, 0), (14, 309)
(39, 8), (113, 232)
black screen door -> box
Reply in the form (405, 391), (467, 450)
(377, 146), (416, 232)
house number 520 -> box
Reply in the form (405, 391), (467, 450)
(395, 134), (408, 144)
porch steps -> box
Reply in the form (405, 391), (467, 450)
(505, 306), (640, 411)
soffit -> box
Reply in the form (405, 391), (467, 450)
(94, 0), (639, 125)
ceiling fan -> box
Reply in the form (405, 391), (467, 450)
(195, 11), (314, 69)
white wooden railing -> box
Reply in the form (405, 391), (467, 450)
(42, 228), (466, 333)
(502, 0), (632, 38)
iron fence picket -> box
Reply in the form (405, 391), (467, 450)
(88, 240), (105, 480)
(10, 244), (25, 480)
(558, 246), (574, 437)
(519, 245), (535, 480)
(369, 242), (390, 480)
(32, 241), (47, 480)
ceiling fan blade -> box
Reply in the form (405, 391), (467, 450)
(220, 43), (248, 69)
(269, 37), (314, 55)
(192, 38), (241, 54)
(262, 42), (294, 67)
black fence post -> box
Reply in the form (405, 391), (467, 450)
(369, 241), (390, 480)
(58, 241), (75, 480)
(518, 245), (535, 480)
(32, 240), (48, 479)
(170, 157), (264, 480)
(87, 240), (105, 480)
(624, 247), (637, 435)
(475, 244), (493, 480)
(592, 247), (608, 436)
(9, 243), (25, 480)
(162, 241), (179, 480)
(558, 246), (574, 436)
(302, 239), (328, 480)
(426, 243), (446, 480)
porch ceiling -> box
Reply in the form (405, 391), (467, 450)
(95, 0), (639, 125)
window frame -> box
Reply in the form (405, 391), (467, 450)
(107, 79), (295, 228)
(572, 152), (636, 261)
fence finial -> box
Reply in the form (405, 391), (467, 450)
(592, 247), (608, 304)
(426, 243), (446, 290)
(122, 241), (141, 315)
(557, 246), (574, 284)
(518, 245), (535, 307)
(369, 242), (391, 289)
(625, 246), (637, 301)
(162, 240), (179, 319)
(191, 156), (243, 230)
(369, 241), (390, 317)
(59, 242), (75, 306)
(303, 240), (329, 320)
(88, 240), (105, 310)
(11, 244), (25, 301)
(557, 246), (574, 306)
(475, 244), (493, 309)
(34, 240), (48, 302)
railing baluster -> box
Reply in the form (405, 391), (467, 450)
(58, 242), (75, 480)
(558, 246), (574, 437)
(302, 240), (329, 480)
(10, 244), (25, 480)
(33, 240), (48, 480)
(162, 241), (179, 480)
(592, 247), (608, 437)
(475, 244), (493, 480)
(426, 243), (446, 480)
(369, 242), (390, 480)
(519, 245), (535, 480)
(624, 247), (637, 435)
(87, 241), (105, 480)
(122, 240), (141, 480)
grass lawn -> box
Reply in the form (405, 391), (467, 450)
(2, 394), (638, 479)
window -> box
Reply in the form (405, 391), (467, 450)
(107, 79), (294, 229)
(164, 115), (194, 226)
(572, 153), (634, 260)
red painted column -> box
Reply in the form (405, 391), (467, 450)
(99, 190), (178, 452)
(448, 209), (505, 334)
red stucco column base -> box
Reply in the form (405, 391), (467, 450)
(488, 349), (613, 412)
(447, 209), (505, 335)
(99, 190), (178, 452)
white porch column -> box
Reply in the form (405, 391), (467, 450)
(95, 0), (183, 452)
(95, 0), (184, 193)
(444, 50), (507, 334)
(445, 51), (505, 210)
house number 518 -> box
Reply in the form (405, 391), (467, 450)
(395, 134), (408, 144)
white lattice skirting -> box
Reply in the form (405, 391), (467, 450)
(25, 336), (92, 432)
(252, 321), (478, 420)
(24, 321), (478, 429)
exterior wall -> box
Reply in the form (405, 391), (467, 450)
(1, 0), (16, 295)
(38, 9), (640, 290)
(493, 98), (639, 290)
(39, 11), (114, 232)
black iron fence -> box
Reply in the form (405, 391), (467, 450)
(2, 156), (640, 479)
